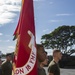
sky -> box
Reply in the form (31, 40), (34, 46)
(0, 0), (75, 55)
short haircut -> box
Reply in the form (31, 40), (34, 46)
(53, 49), (61, 56)
(36, 44), (43, 51)
(6, 53), (12, 57)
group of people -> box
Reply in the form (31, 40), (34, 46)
(37, 44), (62, 75)
(0, 44), (62, 75)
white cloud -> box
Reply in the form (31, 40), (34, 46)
(43, 29), (49, 32)
(56, 13), (72, 16)
(0, 46), (15, 54)
(0, 33), (3, 36)
(0, 0), (21, 25)
(5, 40), (10, 42)
(5, 35), (11, 37)
(49, 20), (62, 23)
(0, 40), (10, 42)
(8, 46), (15, 49)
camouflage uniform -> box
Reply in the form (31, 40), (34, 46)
(1, 61), (12, 75)
(38, 67), (46, 75)
(48, 60), (60, 75)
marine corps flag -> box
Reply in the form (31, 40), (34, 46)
(12, 0), (37, 75)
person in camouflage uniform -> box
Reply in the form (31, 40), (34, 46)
(48, 49), (62, 75)
(40, 52), (48, 75)
(1, 53), (12, 75)
(37, 44), (47, 75)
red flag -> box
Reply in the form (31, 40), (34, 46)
(12, 0), (37, 75)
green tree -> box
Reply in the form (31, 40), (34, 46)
(41, 25), (75, 55)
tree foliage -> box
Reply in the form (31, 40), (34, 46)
(41, 25), (75, 55)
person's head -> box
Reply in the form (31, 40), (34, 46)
(37, 44), (47, 63)
(53, 49), (62, 60)
(6, 53), (12, 61)
(40, 52), (48, 67)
